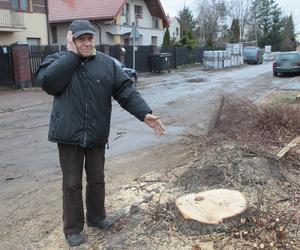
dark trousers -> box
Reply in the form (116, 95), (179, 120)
(58, 143), (106, 234)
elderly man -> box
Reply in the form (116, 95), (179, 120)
(36, 20), (164, 246)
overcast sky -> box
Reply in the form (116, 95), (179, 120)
(160, 0), (300, 32)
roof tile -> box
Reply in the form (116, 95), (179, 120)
(48, 0), (125, 22)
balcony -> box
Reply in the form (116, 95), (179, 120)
(0, 9), (25, 32)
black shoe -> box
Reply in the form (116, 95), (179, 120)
(65, 233), (86, 247)
(87, 214), (124, 230)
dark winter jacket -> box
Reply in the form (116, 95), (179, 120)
(36, 51), (152, 148)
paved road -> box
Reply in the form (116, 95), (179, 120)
(1, 62), (300, 177)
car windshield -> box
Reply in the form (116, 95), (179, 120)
(277, 53), (299, 61)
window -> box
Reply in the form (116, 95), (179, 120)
(152, 17), (159, 29)
(11, 0), (30, 11)
(122, 3), (130, 25)
(134, 5), (142, 18)
(27, 38), (40, 45)
(176, 28), (179, 36)
(151, 36), (157, 46)
(121, 3), (130, 16)
(51, 26), (57, 44)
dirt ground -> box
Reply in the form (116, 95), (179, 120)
(36, 134), (300, 250)
(1, 65), (300, 249)
(2, 90), (299, 250)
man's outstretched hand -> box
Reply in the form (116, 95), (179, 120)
(144, 114), (165, 135)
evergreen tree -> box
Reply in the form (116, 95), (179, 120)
(266, 0), (282, 50)
(249, 0), (282, 49)
(229, 18), (240, 42)
(281, 15), (296, 51)
(178, 6), (197, 36)
(162, 27), (171, 48)
(178, 31), (197, 49)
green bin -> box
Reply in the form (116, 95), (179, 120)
(149, 53), (172, 73)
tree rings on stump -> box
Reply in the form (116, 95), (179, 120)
(176, 189), (247, 224)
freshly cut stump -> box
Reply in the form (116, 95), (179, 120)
(176, 189), (247, 224)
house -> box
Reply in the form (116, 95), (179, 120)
(48, 0), (169, 46)
(166, 15), (180, 43)
(0, 0), (48, 45)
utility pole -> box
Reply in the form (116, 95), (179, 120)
(131, 22), (136, 70)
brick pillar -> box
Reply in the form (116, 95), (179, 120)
(11, 44), (32, 88)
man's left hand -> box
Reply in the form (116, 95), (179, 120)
(144, 114), (165, 135)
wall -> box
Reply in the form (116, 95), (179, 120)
(50, 0), (165, 46)
(0, 12), (48, 44)
(52, 20), (164, 46)
(52, 22), (115, 45)
(117, 0), (164, 46)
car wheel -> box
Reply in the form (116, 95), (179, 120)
(273, 71), (278, 77)
(131, 74), (137, 86)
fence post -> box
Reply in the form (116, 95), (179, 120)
(11, 44), (32, 88)
(173, 46), (177, 69)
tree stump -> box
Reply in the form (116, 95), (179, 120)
(176, 189), (248, 224)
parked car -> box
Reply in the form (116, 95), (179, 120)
(273, 51), (300, 77)
(243, 47), (264, 64)
(112, 57), (138, 85)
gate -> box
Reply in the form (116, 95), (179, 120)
(123, 45), (153, 72)
(0, 45), (15, 88)
(29, 45), (61, 86)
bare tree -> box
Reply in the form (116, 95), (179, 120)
(196, 0), (226, 46)
(229, 0), (252, 41)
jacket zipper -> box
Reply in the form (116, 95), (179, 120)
(82, 61), (88, 147)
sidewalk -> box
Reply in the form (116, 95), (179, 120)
(0, 89), (52, 113)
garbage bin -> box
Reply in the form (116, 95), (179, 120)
(149, 53), (172, 73)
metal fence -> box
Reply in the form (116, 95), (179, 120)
(161, 46), (204, 68)
(29, 45), (65, 86)
(0, 45), (15, 88)
(123, 45), (154, 72)
(1, 44), (208, 89)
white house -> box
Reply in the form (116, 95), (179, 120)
(48, 0), (169, 46)
(166, 16), (180, 42)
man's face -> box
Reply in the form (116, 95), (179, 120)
(74, 34), (95, 57)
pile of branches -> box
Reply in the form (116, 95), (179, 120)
(221, 189), (300, 249)
(214, 96), (300, 148)
(141, 199), (180, 235)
